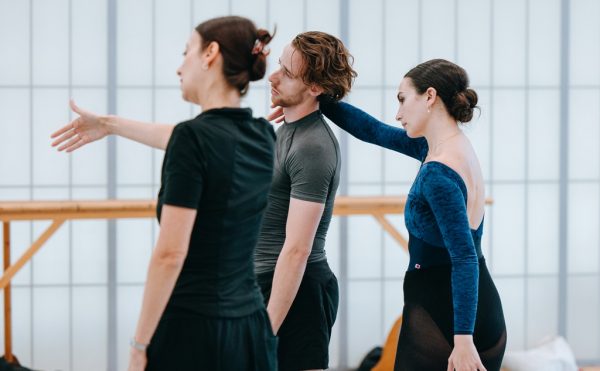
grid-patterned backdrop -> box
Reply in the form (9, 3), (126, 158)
(0, 0), (598, 369)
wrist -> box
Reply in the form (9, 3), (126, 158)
(454, 334), (474, 345)
(102, 114), (118, 135)
(129, 337), (149, 352)
(266, 307), (279, 334)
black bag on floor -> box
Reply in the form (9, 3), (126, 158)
(0, 356), (36, 371)
(357, 346), (383, 371)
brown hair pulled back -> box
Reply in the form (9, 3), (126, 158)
(195, 16), (274, 95)
(405, 59), (478, 123)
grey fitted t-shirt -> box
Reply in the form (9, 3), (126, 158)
(254, 110), (341, 274)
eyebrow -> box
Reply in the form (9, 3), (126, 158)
(278, 58), (293, 76)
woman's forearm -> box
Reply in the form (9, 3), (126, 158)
(106, 115), (174, 150)
(133, 250), (185, 345)
(133, 205), (195, 345)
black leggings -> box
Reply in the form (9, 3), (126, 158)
(395, 259), (507, 371)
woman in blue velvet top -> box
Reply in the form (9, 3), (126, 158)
(272, 59), (506, 371)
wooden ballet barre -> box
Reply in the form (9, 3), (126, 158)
(0, 196), (495, 289)
(0, 199), (157, 221)
(0, 196), (492, 363)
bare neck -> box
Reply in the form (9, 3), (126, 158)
(423, 113), (462, 158)
(196, 78), (241, 111)
(282, 98), (319, 123)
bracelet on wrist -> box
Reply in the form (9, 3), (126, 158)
(129, 337), (149, 352)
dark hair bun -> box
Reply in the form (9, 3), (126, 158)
(451, 88), (478, 123)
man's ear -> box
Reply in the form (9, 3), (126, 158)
(309, 84), (324, 97)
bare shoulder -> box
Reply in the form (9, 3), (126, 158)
(427, 137), (485, 203)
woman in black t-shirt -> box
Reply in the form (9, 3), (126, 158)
(131, 16), (277, 371)
(54, 16), (277, 371)
(133, 16), (278, 371)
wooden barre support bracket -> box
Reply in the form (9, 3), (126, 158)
(373, 214), (409, 252)
(0, 219), (65, 290)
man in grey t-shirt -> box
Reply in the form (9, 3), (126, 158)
(255, 32), (356, 371)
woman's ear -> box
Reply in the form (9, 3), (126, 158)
(204, 41), (220, 66)
(426, 87), (437, 102)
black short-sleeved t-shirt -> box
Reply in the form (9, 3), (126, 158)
(156, 107), (276, 318)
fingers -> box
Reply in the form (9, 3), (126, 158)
(265, 112), (278, 121)
(448, 362), (484, 371)
(50, 122), (74, 139)
(57, 133), (82, 152)
(266, 106), (284, 123)
(51, 125), (78, 147)
(266, 111), (284, 122)
(52, 99), (86, 149)
(65, 137), (87, 153)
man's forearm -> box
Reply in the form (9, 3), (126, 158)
(266, 245), (310, 334)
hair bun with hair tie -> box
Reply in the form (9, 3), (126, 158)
(251, 39), (270, 56)
(252, 27), (275, 56)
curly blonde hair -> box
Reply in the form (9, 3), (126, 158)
(291, 31), (357, 101)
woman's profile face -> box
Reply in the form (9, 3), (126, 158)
(395, 77), (428, 138)
(176, 31), (205, 103)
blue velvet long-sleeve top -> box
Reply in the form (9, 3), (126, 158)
(321, 101), (483, 335)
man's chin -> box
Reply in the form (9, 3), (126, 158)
(270, 97), (287, 108)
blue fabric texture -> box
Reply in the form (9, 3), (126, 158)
(321, 101), (482, 334)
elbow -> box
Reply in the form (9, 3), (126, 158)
(153, 248), (187, 269)
(285, 243), (312, 262)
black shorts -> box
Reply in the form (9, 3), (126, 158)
(256, 260), (339, 371)
(146, 308), (278, 371)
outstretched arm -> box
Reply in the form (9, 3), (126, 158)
(51, 100), (174, 152)
(267, 101), (428, 161)
(320, 101), (428, 161)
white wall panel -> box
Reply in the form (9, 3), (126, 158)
(32, 0), (69, 85)
(0, 0), (30, 85)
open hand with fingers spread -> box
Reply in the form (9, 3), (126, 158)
(50, 99), (112, 152)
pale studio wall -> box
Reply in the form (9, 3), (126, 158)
(0, 0), (599, 370)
